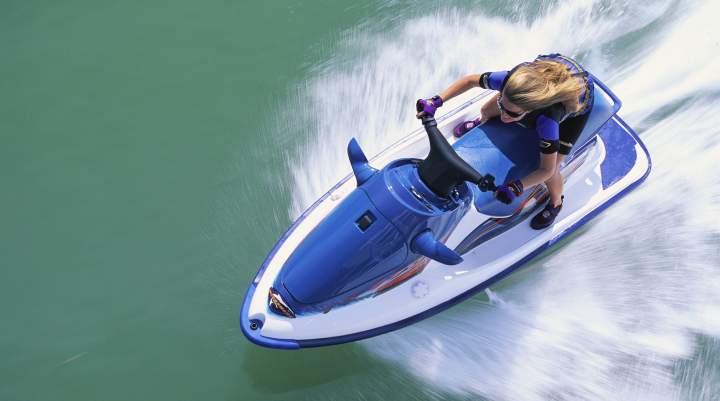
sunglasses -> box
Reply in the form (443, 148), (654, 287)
(497, 95), (526, 119)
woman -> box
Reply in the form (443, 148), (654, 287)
(416, 53), (594, 230)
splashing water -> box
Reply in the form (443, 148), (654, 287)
(285, 0), (720, 400)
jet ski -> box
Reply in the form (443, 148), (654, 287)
(240, 75), (651, 349)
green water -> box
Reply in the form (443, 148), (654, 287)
(1, 1), (394, 400)
(4, 1), (720, 400)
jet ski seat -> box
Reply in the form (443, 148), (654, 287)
(453, 81), (618, 217)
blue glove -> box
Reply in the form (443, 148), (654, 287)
(494, 180), (523, 204)
(477, 174), (496, 192)
(416, 95), (443, 118)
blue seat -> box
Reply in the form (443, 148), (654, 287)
(569, 82), (616, 157)
(452, 82), (617, 216)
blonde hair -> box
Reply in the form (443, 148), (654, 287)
(503, 60), (585, 113)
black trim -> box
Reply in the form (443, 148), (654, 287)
(478, 72), (490, 89)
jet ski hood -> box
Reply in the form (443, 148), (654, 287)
(278, 188), (408, 306)
(271, 128), (477, 317)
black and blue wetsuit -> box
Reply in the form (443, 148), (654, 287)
(478, 54), (595, 155)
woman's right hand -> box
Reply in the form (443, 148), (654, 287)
(479, 92), (501, 124)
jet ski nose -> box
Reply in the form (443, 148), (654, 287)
(273, 189), (409, 315)
(268, 287), (296, 318)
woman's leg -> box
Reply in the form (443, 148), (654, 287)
(545, 155), (566, 207)
(546, 111), (591, 205)
(530, 111), (590, 229)
(479, 92), (501, 124)
(530, 156), (566, 229)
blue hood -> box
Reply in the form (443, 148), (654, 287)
(278, 188), (408, 306)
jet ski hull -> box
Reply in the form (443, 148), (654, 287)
(240, 79), (651, 349)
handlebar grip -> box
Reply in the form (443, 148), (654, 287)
(477, 174), (497, 192)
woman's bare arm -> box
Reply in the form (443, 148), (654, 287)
(439, 74), (483, 102)
(520, 152), (556, 188)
